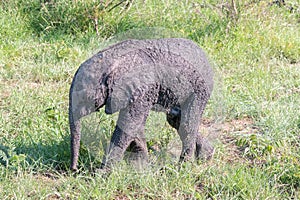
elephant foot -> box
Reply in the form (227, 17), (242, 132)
(195, 135), (214, 161)
(93, 167), (112, 179)
(179, 147), (194, 162)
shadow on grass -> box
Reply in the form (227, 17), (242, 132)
(14, 135), (71, 171)
(8, 135), (101, 172)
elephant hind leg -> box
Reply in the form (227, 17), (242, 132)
(178, 94), (213, 162)
(195, 134), (214, 161)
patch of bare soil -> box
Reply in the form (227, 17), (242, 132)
(199, 117), (261, 164)
(152, 117), (260, 165)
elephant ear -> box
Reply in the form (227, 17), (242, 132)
(70, 53), (106, 120)
(105, 66), (157, 114)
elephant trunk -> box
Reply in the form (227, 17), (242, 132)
(70, 121), (81, 170)
(69, 94), (81, 171)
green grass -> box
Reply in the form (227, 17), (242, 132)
(1, 0), (300, 199)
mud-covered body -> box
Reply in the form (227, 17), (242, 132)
(69, 38), (214, 170)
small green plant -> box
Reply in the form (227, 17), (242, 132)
(0, 145), (27, 170)
(267, 154), (300, 190)
(235, 133), (280, 159)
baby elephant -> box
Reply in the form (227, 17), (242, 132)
(69, 38), (214, 171)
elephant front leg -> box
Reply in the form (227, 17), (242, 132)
(101, 102), (151, 169)
(126, 113), (149, 168)
(101, 126), (148, 169)
(101, 125), (134, 168)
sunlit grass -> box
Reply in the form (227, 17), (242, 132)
(0, 0), (300, 199)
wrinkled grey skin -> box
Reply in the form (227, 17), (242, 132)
(69, 38), (214, 171)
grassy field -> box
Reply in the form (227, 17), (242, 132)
(1, 0), (300, 199)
